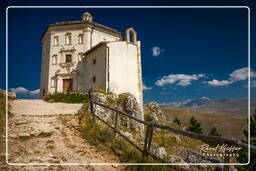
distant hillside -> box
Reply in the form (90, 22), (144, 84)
(160, 97), (211, 108)
(160, 97), (256, 115)
(161, 107), (247, 140)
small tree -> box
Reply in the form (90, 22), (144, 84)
(236, 109), (256, 171)
(207, 127), (221, 146)
(209, 127), (221, 137)
(173, 117), (182, 126)
(186, 116), (203, 134)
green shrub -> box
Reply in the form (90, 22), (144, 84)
(44, 93), (89, 103)
(95, 89), (112, 95)
(144, 112), (154, 122)
(186, 116), (203, 134)
(209, 127), (221, 137)
(205, 127), (221, 146)
(173, 117), (182, 126)
(236, 109), (256, 170)
(106, 96), (115, 105)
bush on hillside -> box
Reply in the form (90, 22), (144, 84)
(44, 93), (89, 103)
(236, 109), (256, 171)
(173, 117), (182, 126)
(186, 116), (203, 134)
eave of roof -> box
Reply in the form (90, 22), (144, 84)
(83, 42), (108, 56)
(41, 20), (122, 42)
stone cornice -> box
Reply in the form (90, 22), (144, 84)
(41, 20), (122, 42)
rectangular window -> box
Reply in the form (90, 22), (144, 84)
(54, 36), (59, 46)
(51, 78), (56, 87)
(52, 55), (57, 64)
(93, 59), (96, 65)
(78, 34), (84, 44)
(66, 54), (72, 63)
(78, 53), (83, 61)
(93, 76), (96, 83)
(65, 33), (72, 45)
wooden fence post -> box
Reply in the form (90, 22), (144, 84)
(143, 124), (154, 160)
(88, 89), (95, 121)
(143, 125), (151, 158)
(147, 125), (153, 152)
(223, 150), (230, 171)
(114, 112), (119, 137)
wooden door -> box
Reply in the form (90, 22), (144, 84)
(63, 79), (73, 93)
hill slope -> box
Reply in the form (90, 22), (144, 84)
(160, 97), (256, 115)
(161, 107), (247, 140)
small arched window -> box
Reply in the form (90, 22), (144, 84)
(53, 36), (59, 46)
(51, 78), (56, 87)
(65, 33), (72, 45)
(129, 31), (135, 43)
(52, 55), (57, 64)
(125, 28), (137, 44)
(78, 34), (84, 44)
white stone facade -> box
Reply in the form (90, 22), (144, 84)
(40, 12), (143, 108)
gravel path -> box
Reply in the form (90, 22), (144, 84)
(3, 100), (124, 171)
(9, 100), (83, 115)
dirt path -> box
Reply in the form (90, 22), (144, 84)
(10, 99), (83, 115)
(4, 100), (124, 171)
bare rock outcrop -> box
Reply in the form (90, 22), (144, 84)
(91, 92), (144, 135)
(144, 102), (166, 124)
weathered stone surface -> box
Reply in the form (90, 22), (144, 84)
(179, 147), (222, 163)
(117, 93), (144, 135)
(18, 133), (31, 140)
(122, 131), (133, 140)
(144, 102), (166, 124)
(171, 135), (182, 143)
(153, 147), (167, 159)
(38, 131), (52, 137)
(91, 92), (144, 135)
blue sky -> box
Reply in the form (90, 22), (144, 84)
(1, 6), (256, 103)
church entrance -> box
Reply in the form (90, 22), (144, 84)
(63, 79), (73, 93)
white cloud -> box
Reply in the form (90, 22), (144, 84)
(208, 79), (233, 86)
(160, 92), (170, 95)
(9, 87), (40, 96)
(142, 83), (152, 90)
(208, 67), (256, 87)
(9, 87), (29, 94)
(244, 80), (256, 88)
(151, 46), (164, 57)
(252, 80), (256, 88)
(30, 89), (40, 96)
(230, 67), (256, 81)
(155, 74), (206, 87)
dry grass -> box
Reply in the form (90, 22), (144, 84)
(80, 113), (172, 170)
(162, 107), (247, 140)
(0, 95), (6, 139)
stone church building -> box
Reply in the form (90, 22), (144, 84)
(40, 12), (143, 107)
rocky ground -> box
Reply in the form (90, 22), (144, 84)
(1, 100), (123, 171)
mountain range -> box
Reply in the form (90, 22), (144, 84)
(159, 97), (256, 115)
